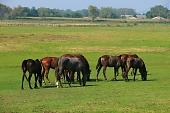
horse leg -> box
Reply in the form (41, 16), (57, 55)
(82, 71), (86, 86)
(103, 66), (107, 80)
(28, 73), (33, 89)
(133, 68), (137, 81)
(96, 65), (102, 81)
(34, 74), (38, 88)
(56, 73), (63, 88)
(77, 71), (81, 86)
(21, 72), (26, 89)
(45, 69), (51, 84)
(41, 67), (46, 85)
(113, 67), (118, 81)
(71, 71), (75, 83)
(121, 66), (125, 79)
(66, 71), (71, 87)
(124, 66), (130, 81)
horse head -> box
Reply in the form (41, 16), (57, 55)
(139, 65), (147, 81)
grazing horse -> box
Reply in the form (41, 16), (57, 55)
(62, 54), (91, 81)
(96, 55), (121, 81)
(56, 54), (91, 88)
(125, 57), (147, 81)
(21, 59), (42, 89)
(118, 54), (139, 80)
(40, 57), (59, 84)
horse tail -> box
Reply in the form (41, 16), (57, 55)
(22, 60), (28, 72)
(39, 59), (45, 78)
(96, 57), (101, 70)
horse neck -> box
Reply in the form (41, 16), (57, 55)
(139, 63), (146, 74)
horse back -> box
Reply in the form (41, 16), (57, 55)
(62, 54), (90, 70)
(41, 57), (58, 69)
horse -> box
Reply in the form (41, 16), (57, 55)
(118, 54), (139, 80)
(40, 57), (59, 85)
(21, 59), (42, 89)
(96, 55), (121, 81)
(56, 54), (91, 88)
(125, 57), (147, 81)
(62, 54), (91, 81)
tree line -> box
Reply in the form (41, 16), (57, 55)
(0, 3), (170, 20)
(0, 3), (136, 19)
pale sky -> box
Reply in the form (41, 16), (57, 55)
(0, 0), (169, 13)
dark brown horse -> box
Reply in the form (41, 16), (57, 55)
(96, 55), (121, 81)
(62, 54), (91, 81)
(118, 54), (139, 80)
(40, 57), (59, 85)
(56, 54), (91, 88)
(21, 59), (42, 89)
(125, 57), (147, 81)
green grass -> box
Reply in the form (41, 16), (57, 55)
(0, 22), (170, 113)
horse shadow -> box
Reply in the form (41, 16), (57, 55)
(41, 82), (96, 89)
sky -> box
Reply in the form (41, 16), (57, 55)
(0, 0), (170, 13)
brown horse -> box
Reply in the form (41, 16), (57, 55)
(125, 57), (147, 81)
(62, 54), (91, 81)
(40, 57), (59, 85)
(21, 59), (42, 89)
(96, 55), (121, 81)
(56, 54), (91, 88)
(118, 54), (139, 80)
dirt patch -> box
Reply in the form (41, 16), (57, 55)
(39, 34), (78, 42)
(59, 47), (170, 53)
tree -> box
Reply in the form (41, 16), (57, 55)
(12, 6), (31, 18)
(146, 5), (169, 18)
(118, 8), (136, 16)
(72, 12), (82, 18)
(0, 3), (12, 19)
(77, 9), (88, 17)
(88, 5), (99, 21)
(30, 7), (38, 17)
(99, 7), (114, 18)
(37, 7), (50, 17)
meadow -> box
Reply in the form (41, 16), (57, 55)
(0, 20), (170, 113)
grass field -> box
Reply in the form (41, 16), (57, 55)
(0, 20), (170, 113)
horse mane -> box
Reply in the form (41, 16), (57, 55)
(139, 59), (147, 74)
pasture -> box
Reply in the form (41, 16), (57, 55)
(0, 20), (170, 113)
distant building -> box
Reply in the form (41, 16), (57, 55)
(152, 16), (166, 20)
(121, 15), (134, 19)
(121, 15), (146, 19)
(136, 15), (146, 19)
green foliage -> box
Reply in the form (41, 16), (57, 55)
(0, 3), (139, 20)
(99, 7), (116, 18)
(146, 5), (169, 18)
(12, 6), (31, 17)
(30, 7), (38, 17)
(0, 3), (12, 19)
(88, 5), (99, 21)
